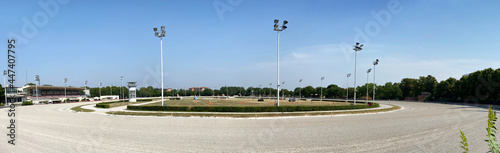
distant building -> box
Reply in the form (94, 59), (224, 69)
(189, 87), (209, 92)
(6, 85), (87, 104)
(100, 95), (119, 100)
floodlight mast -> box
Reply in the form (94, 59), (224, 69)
(321, 77), (325, 101)
(373, 59), (379, 103)
(274, 19), (288, 106)
(153, 26), (166, 106)
(99, 82), (102, 99)
(346, 73), (351, 102)
(299, 79), (303, 98)
(64, 78), (67, 101)
(120, 76), (125, 102)
(35, 75), (40, 103)
(3, 70), (7, 106)
(366, 68), (372, 103)
(353, 42), (363, 105)
(282, 81), (285, 98)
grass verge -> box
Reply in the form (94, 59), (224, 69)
(71, 104), (95, 112)
(127, 103), (378, 112)
(107, 104), (401, 118)
(96, 100), (153, 108)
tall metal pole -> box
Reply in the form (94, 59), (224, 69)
(354, 51), (357, 105)
(259, 85), (261, 98)
(3, 71), (6, 106)
(373, 64), (376, 103)
(274, 19), (287, 106)
(366, 68), (371, 104)
(121, 76), (123, 102)
(64, 78), (67, 102)
(346, 74), (350, 102)
(282, 81), (285, 98)
(154, 26), (166, 106)
(35, 75), (39, 103)
(367, 72), (369, 103)
(299, 79), (302, 99)
(373, 59), (379, 103)
(269, 83), (272, 98)
(99, 82), (102, 100)
(161, 37), (164, 106)
(353, 42), (363, 105)
(277, 31), (280, 106)
(320, 77), (325, 101)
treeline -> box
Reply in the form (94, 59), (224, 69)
(2, 68), (497, 104)
(396, 68), (500, 104)
(88, 86), (129, 98)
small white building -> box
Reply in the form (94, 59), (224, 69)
(100, 95), (119, 100)
(128, 82), (137, 102)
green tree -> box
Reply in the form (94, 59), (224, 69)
(326, 84), (344, 98)
(302, 86), (315, 98)
(434, 77), (458, 101)
(400, 78), (419, 98)
(0, 84), (4, 103)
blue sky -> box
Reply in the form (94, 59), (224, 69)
(1, 0), (499, 90)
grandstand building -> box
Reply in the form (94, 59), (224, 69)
(7, 85), (87, 104)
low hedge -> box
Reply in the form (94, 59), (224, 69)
(96, 101), (121, 108)
(22, 101), (34, 106)
(127, 103), (379, 112)
(137, 99), (153, 102)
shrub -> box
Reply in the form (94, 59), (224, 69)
(258, 98), (264, 101)
(127, 103), (379, 112)
(137, 99), (153, 102)
(95, 101), (120, 108)
(460, 107), (500, 153)
(22, 101), (33, 106)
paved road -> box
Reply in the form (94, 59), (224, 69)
(0, 101), (494, 152)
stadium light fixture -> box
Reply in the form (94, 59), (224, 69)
(153, 25), (166, 106)
(273, 19), (288, 106)
(353, 42), (363, 105)
(373, 59), (379, 103)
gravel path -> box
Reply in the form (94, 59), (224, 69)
(0, 101), (493, 152)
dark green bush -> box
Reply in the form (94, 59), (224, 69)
(95, 101), (120, 108)
(137, 99), (153, 102)
(128, 103), (379, 112)
(22, 101), (33, 106)
(258, 98), (264, 101)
